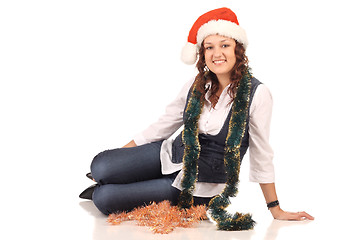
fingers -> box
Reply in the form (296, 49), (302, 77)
(301, 211), (314, 220)
(274, 209), (314, 221)
(295, 211), (314, 221)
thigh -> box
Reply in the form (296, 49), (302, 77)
(91, 141), (163, 184)
(92, 176), (180, 215)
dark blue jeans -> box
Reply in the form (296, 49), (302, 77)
(90, 141), (211, 215)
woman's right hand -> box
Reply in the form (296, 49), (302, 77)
(122, 140), (137, 148)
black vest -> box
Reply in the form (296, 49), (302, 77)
(172, 77), (262, 183)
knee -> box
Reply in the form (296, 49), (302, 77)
(92, 185), (116, 215)
(90, 150), (110, 182)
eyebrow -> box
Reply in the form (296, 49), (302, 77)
(204, 39), (231, 45)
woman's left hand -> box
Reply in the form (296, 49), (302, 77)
(270, 206), (314, 221)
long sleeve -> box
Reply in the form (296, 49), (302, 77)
(248, 84), (275, 183)
(133, 78), (195, 146)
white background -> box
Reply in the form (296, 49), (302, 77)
(1, 0), (359, 239)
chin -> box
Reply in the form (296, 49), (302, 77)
(211, 70), (231, 76)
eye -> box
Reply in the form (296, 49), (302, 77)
(222, 44), (230, 48)
(205, 46), (213, 50)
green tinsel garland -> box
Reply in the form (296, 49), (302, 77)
(178, 68), (256, 231)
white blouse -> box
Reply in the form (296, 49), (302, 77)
(134, 78), (275, 197)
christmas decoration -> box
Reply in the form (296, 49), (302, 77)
(107, 201), (207, 234)
(178, 68), (256, 230)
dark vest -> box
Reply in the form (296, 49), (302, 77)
(172, 77), (262, 183)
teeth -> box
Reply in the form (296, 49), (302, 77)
(213, 60), (226, 64)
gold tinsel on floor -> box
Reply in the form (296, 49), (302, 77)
(107, 201), (208, 234)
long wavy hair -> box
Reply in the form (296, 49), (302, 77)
(195, 40), (249, 107)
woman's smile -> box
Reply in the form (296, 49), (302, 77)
(204, 35), (236, 80)
(213, 59), (227, 65)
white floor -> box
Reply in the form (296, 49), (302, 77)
(2, 137), (360, 240)
(2, 171), (358, 240)
(75, 186), (359, 240)
(77, 200), (314, 240)
(79, 197), (360, 240)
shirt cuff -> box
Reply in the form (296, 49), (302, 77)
(133, 133), (149, 146)
(249, 171), (275, 183)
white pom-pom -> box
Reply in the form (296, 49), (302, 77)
(181, 42), (198, 65)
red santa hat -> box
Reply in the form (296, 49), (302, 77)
(181, 7), (248, 65)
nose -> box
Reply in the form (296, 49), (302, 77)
(213, 46), (223, 58)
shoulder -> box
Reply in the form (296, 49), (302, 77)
(182, 77), (196, 92)
(175, 77), (196, 99)
(249, 76), (272, 101)
(250, 82), (273, 113)
(254, 83), (272, 100)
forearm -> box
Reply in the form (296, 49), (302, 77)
(260, 183), (281, 217)
(260, 182), (314, 220)
(260, 183), (278, 203)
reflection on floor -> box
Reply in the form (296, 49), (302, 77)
(79, 200), (318, 240)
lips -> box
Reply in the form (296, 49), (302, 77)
(213, 59), (226, 65)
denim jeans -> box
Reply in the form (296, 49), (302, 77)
(90, 141), (211, 215)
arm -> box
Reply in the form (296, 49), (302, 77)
(260, 183), (314, 220)
(133, 78), (195, 146)
(249, 85), (313, 220)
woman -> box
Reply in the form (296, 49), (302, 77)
(80, 7), (314, 230)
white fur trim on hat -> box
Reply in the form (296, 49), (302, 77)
(197, 20), (248, 49)
(181, 42), (198, 65)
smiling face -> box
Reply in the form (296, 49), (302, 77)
(203, 35), (237, 81)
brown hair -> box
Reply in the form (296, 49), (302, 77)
(195, 41), (249, 108)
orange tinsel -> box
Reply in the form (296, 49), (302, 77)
(107, 200), (208, 234)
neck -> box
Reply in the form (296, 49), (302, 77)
(216, 74), (231, 93)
